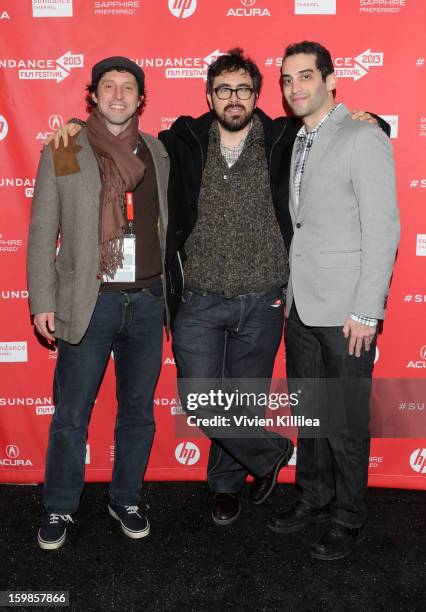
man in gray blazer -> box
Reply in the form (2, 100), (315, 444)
(27, 57), (169, 550)
(267, 42), (400, 560)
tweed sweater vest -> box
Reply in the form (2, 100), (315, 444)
(184, 117), (288, 297)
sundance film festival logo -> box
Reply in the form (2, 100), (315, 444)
(132, 49), (223, 80)
(335, 49), (384, 81)
(0, 290), (28, 300)
(154, 397), (182, 415)
(0, 178), (35, 198)
(0, 395), (54, 415)
(32, 0), (73, 17)
(169, 0), (197, 19)
(409, 448), (426, 474)
(175, 441), (200, 465)
(0, 445), (33, 467)
(0, 51), (84, 83)
(0, 115), (8, 141)
(295, 0), (336, 14)
(0, 342), (28, 362)
(227, 0), (271, 17)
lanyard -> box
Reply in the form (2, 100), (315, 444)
(126, 192), (134, 221)
(125, 192), (134, 235)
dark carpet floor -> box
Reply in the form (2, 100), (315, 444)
(0, 483), (425, 612)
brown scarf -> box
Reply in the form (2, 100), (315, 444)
(86, 107), (146, 279)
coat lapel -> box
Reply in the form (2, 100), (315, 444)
(140, 132), (169, 257)
(298, 104), (349, 214)
(289, 141), (298, 223)
(76, 130), (101, 209)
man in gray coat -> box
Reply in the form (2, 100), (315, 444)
(27, 57), (169, 550)
(267, 41), (400, 561)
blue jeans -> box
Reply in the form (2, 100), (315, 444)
(172, 286), (291, 493)
(43, 289), (164, 514)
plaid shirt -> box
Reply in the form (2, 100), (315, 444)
(220, 124), (251, 167)
(293, 104), (377, 327)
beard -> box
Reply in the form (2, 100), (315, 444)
(214, 103), (255, 133)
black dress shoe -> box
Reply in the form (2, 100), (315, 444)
(250, 440), (294, 505)
(211, 493), (241, 526)
(311, 523), (366, 560)
(267, 501), (330, 533)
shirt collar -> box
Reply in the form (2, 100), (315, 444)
(296, 102), (342, 140)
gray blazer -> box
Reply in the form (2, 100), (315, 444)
(27, 129), (169, 344)
(286, 103), (400, 326)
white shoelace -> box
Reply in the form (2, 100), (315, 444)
(124, 506), (139, 515)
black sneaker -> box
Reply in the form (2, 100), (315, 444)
(108, 504), (150, 539)
(37, 513), (74, 550)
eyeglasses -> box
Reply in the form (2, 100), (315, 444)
(213, 86), (254, 100)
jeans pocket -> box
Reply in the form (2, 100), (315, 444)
(144, 287), (164, 299)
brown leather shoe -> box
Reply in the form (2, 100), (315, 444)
(250, 440), (294, 505)
(211, 493), (241, 526)
(311, 523), (366, 560)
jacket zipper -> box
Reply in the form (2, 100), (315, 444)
(177, 251), (185, 294)
(185, 120), (205, 169)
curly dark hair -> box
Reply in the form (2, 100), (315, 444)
(206, 47), (263, 96)
(282, 41), (334, 81)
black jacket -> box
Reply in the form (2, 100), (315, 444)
(158, 108), (390, 324)
(158, 108), (300, 323)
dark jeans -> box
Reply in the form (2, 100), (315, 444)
(43, 289), (164, 514)
(285, 304), (376, 528)
(172, 286), (291, 494)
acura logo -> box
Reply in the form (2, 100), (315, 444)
(420, 346), (426, 360)
(6, 445), (19, 459)
(241, 0), (256, 6)
(48, 115), (63, 131)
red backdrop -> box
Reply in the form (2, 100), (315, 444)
(0, 0), (425, 488)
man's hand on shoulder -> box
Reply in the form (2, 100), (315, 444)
(350, 109), (378, 125)
(45, 123), (82, 149)
(342, 318), (376, 357)
(33, 312), (56, 344)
